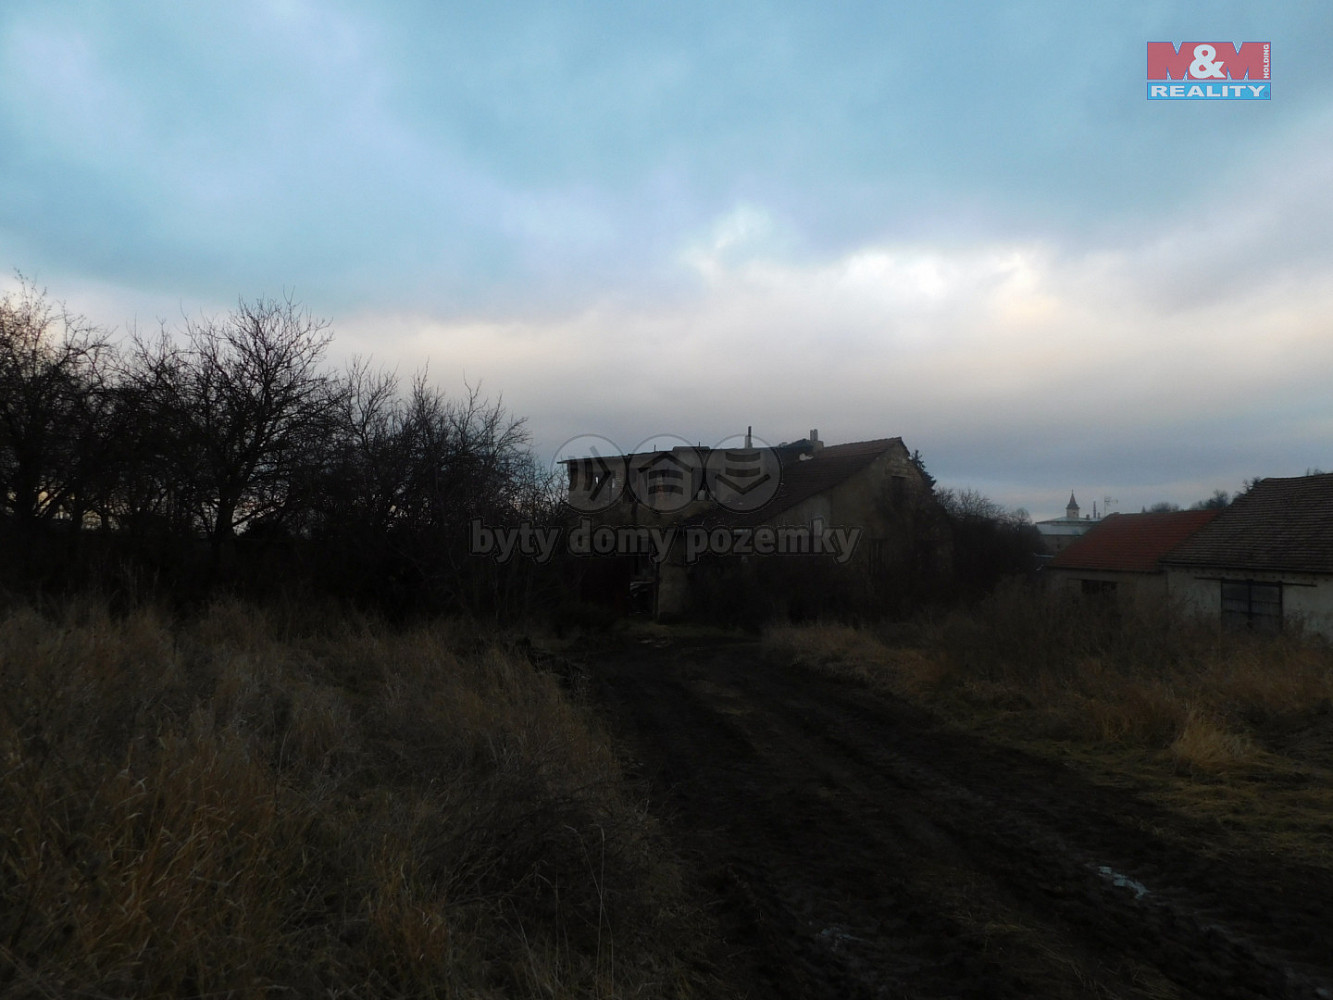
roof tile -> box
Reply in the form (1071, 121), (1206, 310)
(1162, 474), (1333, 574)
(1049, 509), (1220, 573)
(686, 437), (905, 528)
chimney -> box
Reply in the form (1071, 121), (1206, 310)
(809, 428), (823, 452)
(745, 425), (752, 448)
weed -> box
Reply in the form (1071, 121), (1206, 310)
(765, 584), (1333, 859)
(0, 599), (712, 998)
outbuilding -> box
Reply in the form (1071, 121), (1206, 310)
(1044, 509), (1220, 600)
(1162, 473), (1333, 636)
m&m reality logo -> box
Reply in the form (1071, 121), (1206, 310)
(1147, 42), (1270, 100)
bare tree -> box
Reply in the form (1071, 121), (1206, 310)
(1190, 489), (1230, 510)
(935, 486), (1042, 598)
(308, 361), (546, 611)
(2, 275), (554, 612)
(0, 276), (113, 532)
(433, 379), (532, 521)
(937, 488), (1014, 524)
(135, 296), (345, 568)
(328, 358), (414, 532)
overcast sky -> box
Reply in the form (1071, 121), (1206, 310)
(2, 2), (1328, 519)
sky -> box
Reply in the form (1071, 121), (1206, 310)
(1, 1), (1329, 520)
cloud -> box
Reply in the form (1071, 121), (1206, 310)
(3, 2), (1332, 520)
(332, 148), (1333, 518)
(5, 2), (1323, 317)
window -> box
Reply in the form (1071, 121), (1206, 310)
(1221, 580), (1282, 631)
(1081, 579), (1117, 597)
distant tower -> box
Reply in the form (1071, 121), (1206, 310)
(1066, 492), (1080, 521)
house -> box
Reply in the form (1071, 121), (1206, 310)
(1035, 493), (1102, 555)
(1161, 473), (1333, 636)
(562, 432), (941, 618)
(1044, 509), (1220, 599)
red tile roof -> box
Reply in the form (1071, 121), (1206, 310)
(1048, 509), (1221, 573)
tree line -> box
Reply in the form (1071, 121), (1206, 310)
(0, 277), (553, 616)
(3, 275), (1060, 623)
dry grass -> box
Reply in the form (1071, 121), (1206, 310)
(770, 582), (1333, 764)
(764, 622), (949, 696)
(0, 599), (712, 999)
(765, 583), (1333, 861)
(1168, 706), (1262, 771)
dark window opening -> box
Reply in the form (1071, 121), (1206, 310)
(1221, 580), (1282, 631)
(1081, 579), (1117, 597)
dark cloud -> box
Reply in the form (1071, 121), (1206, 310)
(2, 1), (1330, 517)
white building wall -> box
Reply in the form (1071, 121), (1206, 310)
(1046, 568), (1168, 601)
(1165, 567), (1333, 638)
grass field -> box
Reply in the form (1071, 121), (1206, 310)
(0, 598), (714, 999)
(766, 582), (1333, 866)
(9, 583), (1330, 996)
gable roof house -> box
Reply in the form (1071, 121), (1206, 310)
(1160, 473), (1333, 636)
(1044, 509), (1220, 599)
(563, 433), (943, 619)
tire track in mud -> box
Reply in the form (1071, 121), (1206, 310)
(586, 638), (1333, 1000)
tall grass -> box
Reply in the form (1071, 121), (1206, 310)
(0, 599), (705, 998)
(767, 580), (1333, 772)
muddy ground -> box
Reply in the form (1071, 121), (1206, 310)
(576, 635), (1333, 1000)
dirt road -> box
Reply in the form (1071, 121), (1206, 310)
(582, 636), (1333, 999)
